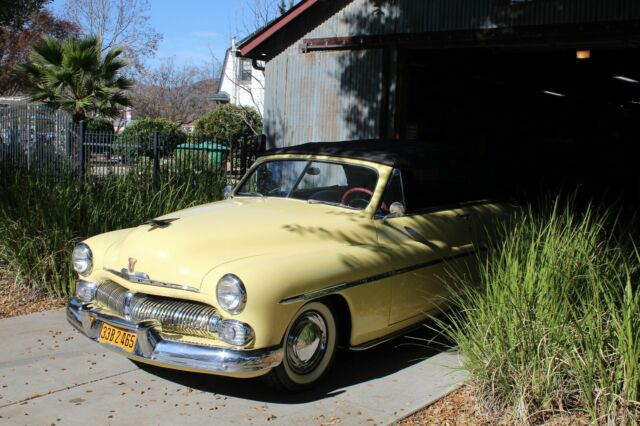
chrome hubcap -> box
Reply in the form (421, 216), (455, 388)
(286, 311), (327, 375)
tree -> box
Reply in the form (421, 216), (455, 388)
(113, 118), (186, 160)
(194, 104), (262, 146)
(18, 35), (132, 122)
(0, 1), (78, 94)
(62, 0), (162, 73)
(130, 58), (218, 125)
(240, 0), (289, 34)
(86, 116), (114, 133)
(0, 0), (48, 26)
(278, 0), (295, 15)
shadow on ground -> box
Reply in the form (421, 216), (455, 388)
(134, 321), (453, 404)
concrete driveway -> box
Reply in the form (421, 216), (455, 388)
(0, 309), (467, 425)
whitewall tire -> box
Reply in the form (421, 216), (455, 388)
(263, 301), (337, 391)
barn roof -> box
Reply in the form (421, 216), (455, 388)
(237, 0), (350, 60)
(261, 140), (461, 168)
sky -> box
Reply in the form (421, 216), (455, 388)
(49, 0), (280, 71)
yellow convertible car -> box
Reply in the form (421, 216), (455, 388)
(67, 140), (510, 391)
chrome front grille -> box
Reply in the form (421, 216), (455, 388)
(94, 280), (219, 338)
(95, 280), (128, 313)
(130, 297), (218, 337)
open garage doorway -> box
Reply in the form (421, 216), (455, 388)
(396, 47), (640, 203)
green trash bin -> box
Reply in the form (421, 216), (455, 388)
(175, 141), (230, 168)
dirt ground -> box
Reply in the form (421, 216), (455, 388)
(399, 385), (591, 426)
(0, 272), (66, 319)
(399, 386), (491, 426)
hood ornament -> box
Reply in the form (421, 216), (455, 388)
(128, 257), (137, 274)
(143, 218), (179, 231)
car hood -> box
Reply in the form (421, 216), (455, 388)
(101, 197), (375, 291)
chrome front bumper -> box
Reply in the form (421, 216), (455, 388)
(67, 298), (283, 375)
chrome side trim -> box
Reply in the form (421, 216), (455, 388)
(105, 268), (200, 293)
(279, 250), (476, 305)
(66, 298), (282, 374)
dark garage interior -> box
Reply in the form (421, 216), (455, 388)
(238, 0), (640, 205)
(399, 45), (640, 204)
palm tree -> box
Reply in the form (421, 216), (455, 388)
(18, 35), (131, 122)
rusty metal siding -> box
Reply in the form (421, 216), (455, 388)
(275, 0), (640, 39)
(397, 0), (640, 33)
(264, 0), (389, 147)
(265, 46), (383, 148)
(263, 53), (289, 148)
(263, 0), (640, 148)
(283, 0), (640, 40)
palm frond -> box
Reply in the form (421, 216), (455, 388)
(18, 35), (130, 121)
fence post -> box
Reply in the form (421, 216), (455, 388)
(153, 130), (160, 182)
(255, 134), (267, 153)
(78, 120), (86, 178)
(240, 138), (247, 175)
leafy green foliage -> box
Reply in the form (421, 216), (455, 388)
(113, 118), (186, 160)
(17, 35), (131, 121)
(194, 104), (262, 146)
(0, 165), (225, 296)
(438, 198), (640, 424)
(175, 146), (228, 172)
(85, 117), (114, 134)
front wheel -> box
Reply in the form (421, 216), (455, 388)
(263, 301), (337, 392)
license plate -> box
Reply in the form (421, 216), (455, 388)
(98, 323), (137, 353)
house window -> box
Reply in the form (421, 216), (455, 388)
(238, 59), (252, 83)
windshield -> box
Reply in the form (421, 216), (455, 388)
(236, 159), (379, 210)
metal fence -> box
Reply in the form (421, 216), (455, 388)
(1, 117), (263, 182)
(0, 101), (75, 175)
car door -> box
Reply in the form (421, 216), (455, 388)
(375, 169), (475, 325)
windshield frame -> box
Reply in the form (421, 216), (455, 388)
(233, 155), (387, 214)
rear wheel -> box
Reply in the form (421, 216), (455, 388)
(263, 301), (337, 392)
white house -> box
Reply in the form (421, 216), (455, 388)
(211, 38), (265, 116)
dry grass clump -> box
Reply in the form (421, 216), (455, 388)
(439, 198), (640, 425)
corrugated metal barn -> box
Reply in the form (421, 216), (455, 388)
(239, 0), (640, 200)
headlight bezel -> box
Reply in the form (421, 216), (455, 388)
(217, 319), (255, 346)
(75, 280), (98, 302)
(72, 243), (93, 277)
(216, 274), (247, 315)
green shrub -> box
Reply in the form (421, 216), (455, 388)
(439, 198), (640, 424)
(113, 118), (186, 161)
(0, 165), (225, 297)
(85, 117), (114, 134)
(194, 104), (261, 146)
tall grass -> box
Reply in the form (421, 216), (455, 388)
(440, 199), (640, 424)
(0, 166), (225, 297)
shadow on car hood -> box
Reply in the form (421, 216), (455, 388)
(101, 197), (376, 291)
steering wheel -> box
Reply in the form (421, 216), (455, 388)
(340, 187), (388, 210)
(341, 187), (372, 204)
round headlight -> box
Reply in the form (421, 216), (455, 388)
(72, 243), (93, 276)
(216, 274), (247, 315)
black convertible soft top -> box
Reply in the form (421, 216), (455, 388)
(261, 140), (462, 168)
